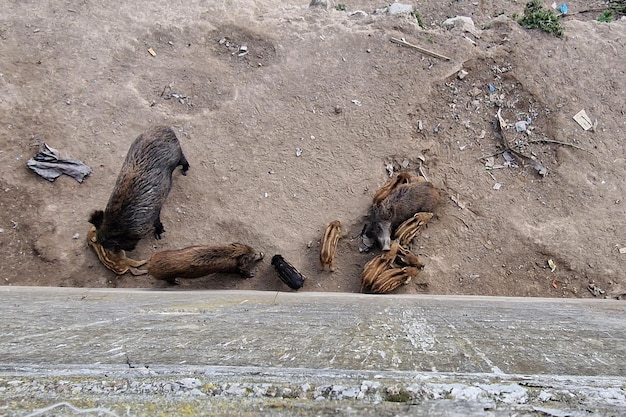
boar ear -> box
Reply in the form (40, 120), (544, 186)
(88, 210), (104, 228)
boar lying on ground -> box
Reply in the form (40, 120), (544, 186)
(148, 243), (264, 285)
(86, 226), (147, 276)
(319, 220), (341, 272)
(365, 181), (441, 250)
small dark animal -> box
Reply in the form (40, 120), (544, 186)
(88, 126), (189, 252)
(147, 243), (264, 285)
(365, 181), (441, 251)
(271, 254), (306, 290)
(319, 220), (341, 272)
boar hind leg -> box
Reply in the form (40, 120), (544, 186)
(154, 216), (165, 239)
(179, 154), (190, 176)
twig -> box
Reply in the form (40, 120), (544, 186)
(525, 139), (590, 153)
(390, 37), (451, 61)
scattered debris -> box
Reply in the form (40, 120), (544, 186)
(457, 69), (469, 80)
(483, 108), (549, 177)
(588, 283), (606, 297)
(160, 85), (192, 106)
(27, 143), (92, 183)
(493, 183), (501, 190)
(147, 48), (156, 57)
(515, 120), (529, 132)
(547, 259), (556, 272)
(351, 99), (362, 106)
(385, 163), (394, 177)
(573, 109), (595, 131)
(390, 37), (451, 61)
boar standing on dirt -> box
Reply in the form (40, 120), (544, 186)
(148, 243), (264, 285)
(365, 181), (441, 251)
(88, 126), (189, 252)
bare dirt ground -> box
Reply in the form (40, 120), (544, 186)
(1, 1), (624, 298)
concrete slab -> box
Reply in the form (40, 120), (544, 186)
(0, 287), (624, 416)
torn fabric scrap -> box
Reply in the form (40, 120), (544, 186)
(27, 143), (92, 182)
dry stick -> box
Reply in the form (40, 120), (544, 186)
(479, 138), (590, 161)
(525, 139), (590, 153)
(390, 37), (451, 61)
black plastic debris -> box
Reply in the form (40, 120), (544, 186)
(27, 143), (92, 183)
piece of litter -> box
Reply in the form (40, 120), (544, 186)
(573, 109), (593, 131)
(558, 3), (568, 14)
(457, 69), (468, 80)
(386, 163), (394, 177)
(552, 280), (558, 289)
(515, 120), (528, 132)
(295, 147), (303, 157)
(588, 283), (605, 297)
(72, 233), (80, 239)
(264, 192), (269, 198)
(492, 183), (501, 190)
(619, 247), (626, 254)
(547, 259), (556, 272)
(351, 99), (362, 106)
(488, 84), (496, 92)
(147, 48), (156, 57)
(401, 159), (409, 169)
(27, 143), (92, 182)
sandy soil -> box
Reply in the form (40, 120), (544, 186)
(1, 0), (624, 298)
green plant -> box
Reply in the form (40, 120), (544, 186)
(608, 0), (626, 15)
(597, 10), (614, 22)
(413, 10), (425, 29)
(518, 0), (564, 38)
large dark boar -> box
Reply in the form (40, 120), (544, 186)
(365, 181), (441, 251)
(88, 126), (189, 252)
(147, 243), (264, 285)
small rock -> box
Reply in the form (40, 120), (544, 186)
(388, 3), (414, 15)
(442, 16), (482, 37)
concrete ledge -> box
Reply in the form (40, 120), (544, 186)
(1, 287), (624, 415)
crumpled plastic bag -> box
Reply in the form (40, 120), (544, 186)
(27, 143), (92, 183)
